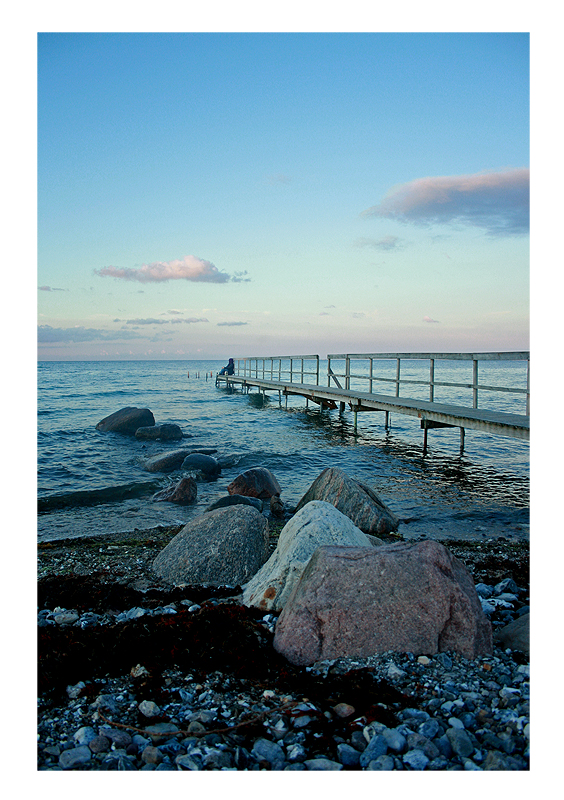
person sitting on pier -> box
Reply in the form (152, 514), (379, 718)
(219, 358), (235, 376)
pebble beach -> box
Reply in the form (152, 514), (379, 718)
(37, 522), (531, 774)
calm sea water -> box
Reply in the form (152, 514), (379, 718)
(37, 359), (529, 543)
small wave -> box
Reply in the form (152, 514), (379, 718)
(38, 480), (164, 512)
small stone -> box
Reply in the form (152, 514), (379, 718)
(417, 655), (431, 665)
(448, 716), (465, 730)
(73, 726), (97, 746)
(333, 702), (355, 718)
(176, 754), (201, 770)
(54, 611), (79, 625)
(59, 745), (92, 769)
(382, 727), (406, 754)
(359, 734), (388, 768)
(88, 735), (110, 754)
(337, 743), (361, 767)
(446, 727), (474, 758)
(418, 719), (440, 739)
(402, 749), (429, 770)
(130, 664), (150, 678)
(144, 722), (180, 742)
(138, 700), (161, 718)
(141, 745), (163, 765)
(187, 720), (206, 735)
(251, 738), (286, 770)
(304, 758), (343, 770)
(367, 755), (395, 770)
(287, 743), (308, 763)
(66, 681), (86, 699)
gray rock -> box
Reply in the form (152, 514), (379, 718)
(242, 500), (380, 612)
(227, 467), (282, 499)
(144, 448), (202, 473)
(153, 505), (269, 586)
(59, 745), (92, 769)
(273, 540), (493, 666)
(88, 735), (110, 754)
(135, 423), (184, 441)
(359, 734), (388, 767)
(367, 755), (395, 770)
(152, 477), (197, 505)
(205, 494), (263, 513)
(181, 452), (221, 478)
(251, 737), (286, 769)
(337, 743), (361, 766)
(493, 613), (529, 653)
(402, 749), (429, 770)
(294, 466), (399, 535)
(304, 758), (343, 770)
(96, 407), (155, 435)
(446, 727), (474, 758)
(382, 727), (406, 753)
(73, 726), (97, 746)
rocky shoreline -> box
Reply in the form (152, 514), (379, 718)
(37, 522), (530, 772)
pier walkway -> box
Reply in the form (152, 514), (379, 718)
(216, 352), (529, 452)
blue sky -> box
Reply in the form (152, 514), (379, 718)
(37, 30), (530, 360)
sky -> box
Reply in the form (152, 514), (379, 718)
(36, 30), (530, 361)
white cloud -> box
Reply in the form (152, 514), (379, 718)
(95, 255), (238, 283)
(362, 168), (529, 236)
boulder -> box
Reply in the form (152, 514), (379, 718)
(144, 448), (217, 474)
(242, 500), (382, 612)
(273, 540), (493, 665)
(96, 407), (155, 435)
(493, 613), (529, 653)
(205, 495), (263, 513)
(294, 467), (399, 535)
(181, 453), (221, 478)
(227, 467), (281, 499)
(152, 477), (197, 505)
(152, 505), (270, 587)
(136, 424), (184, 441)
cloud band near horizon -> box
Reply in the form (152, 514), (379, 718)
(362, 168), (529, 235)
(95, 255), (234, 283)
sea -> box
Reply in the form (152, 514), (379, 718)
(37, 359), (530, 544)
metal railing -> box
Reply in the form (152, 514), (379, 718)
(326, 352), (530, 415)
(235, 355), (320, 385)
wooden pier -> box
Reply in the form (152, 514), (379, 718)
(216, 352), (529, 452)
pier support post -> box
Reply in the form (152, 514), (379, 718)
(460, 427), (465, 454)
(385, 411), (389, 430)
(339, 402), (345, 415)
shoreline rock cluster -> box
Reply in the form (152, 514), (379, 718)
(38, 407), (530, 770)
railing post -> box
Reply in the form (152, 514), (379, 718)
(301, 358), (304, 383)
(369, 358), (374, 394)
(395, 358), (401, 397)
(526, 359), (530, 415)
(345, 356), (350, 390)
(429, 358), (435, 402)
(327, 356), (331, 387)
(316, 356), (320, 386)
(473, 359), (479, 409)
(290, 358), (293, 384)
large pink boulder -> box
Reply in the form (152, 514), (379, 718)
(227, 467), (281, 499)
(273, 540), (492, 665)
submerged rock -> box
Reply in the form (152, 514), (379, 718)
(205, 495), (263, 513)
(135, 423), (184, 441)
(181, 453), (221, 478)
(227, 467), (281, 499)
(96, 407), (155, 436)
(273, 540), (493, 665)
(152, 477), (197, 505)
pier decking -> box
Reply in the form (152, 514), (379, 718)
(216, 352), (529, 451)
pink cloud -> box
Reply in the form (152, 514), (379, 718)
(362, 168), (529, 235)
(95, 255), (234, 283)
